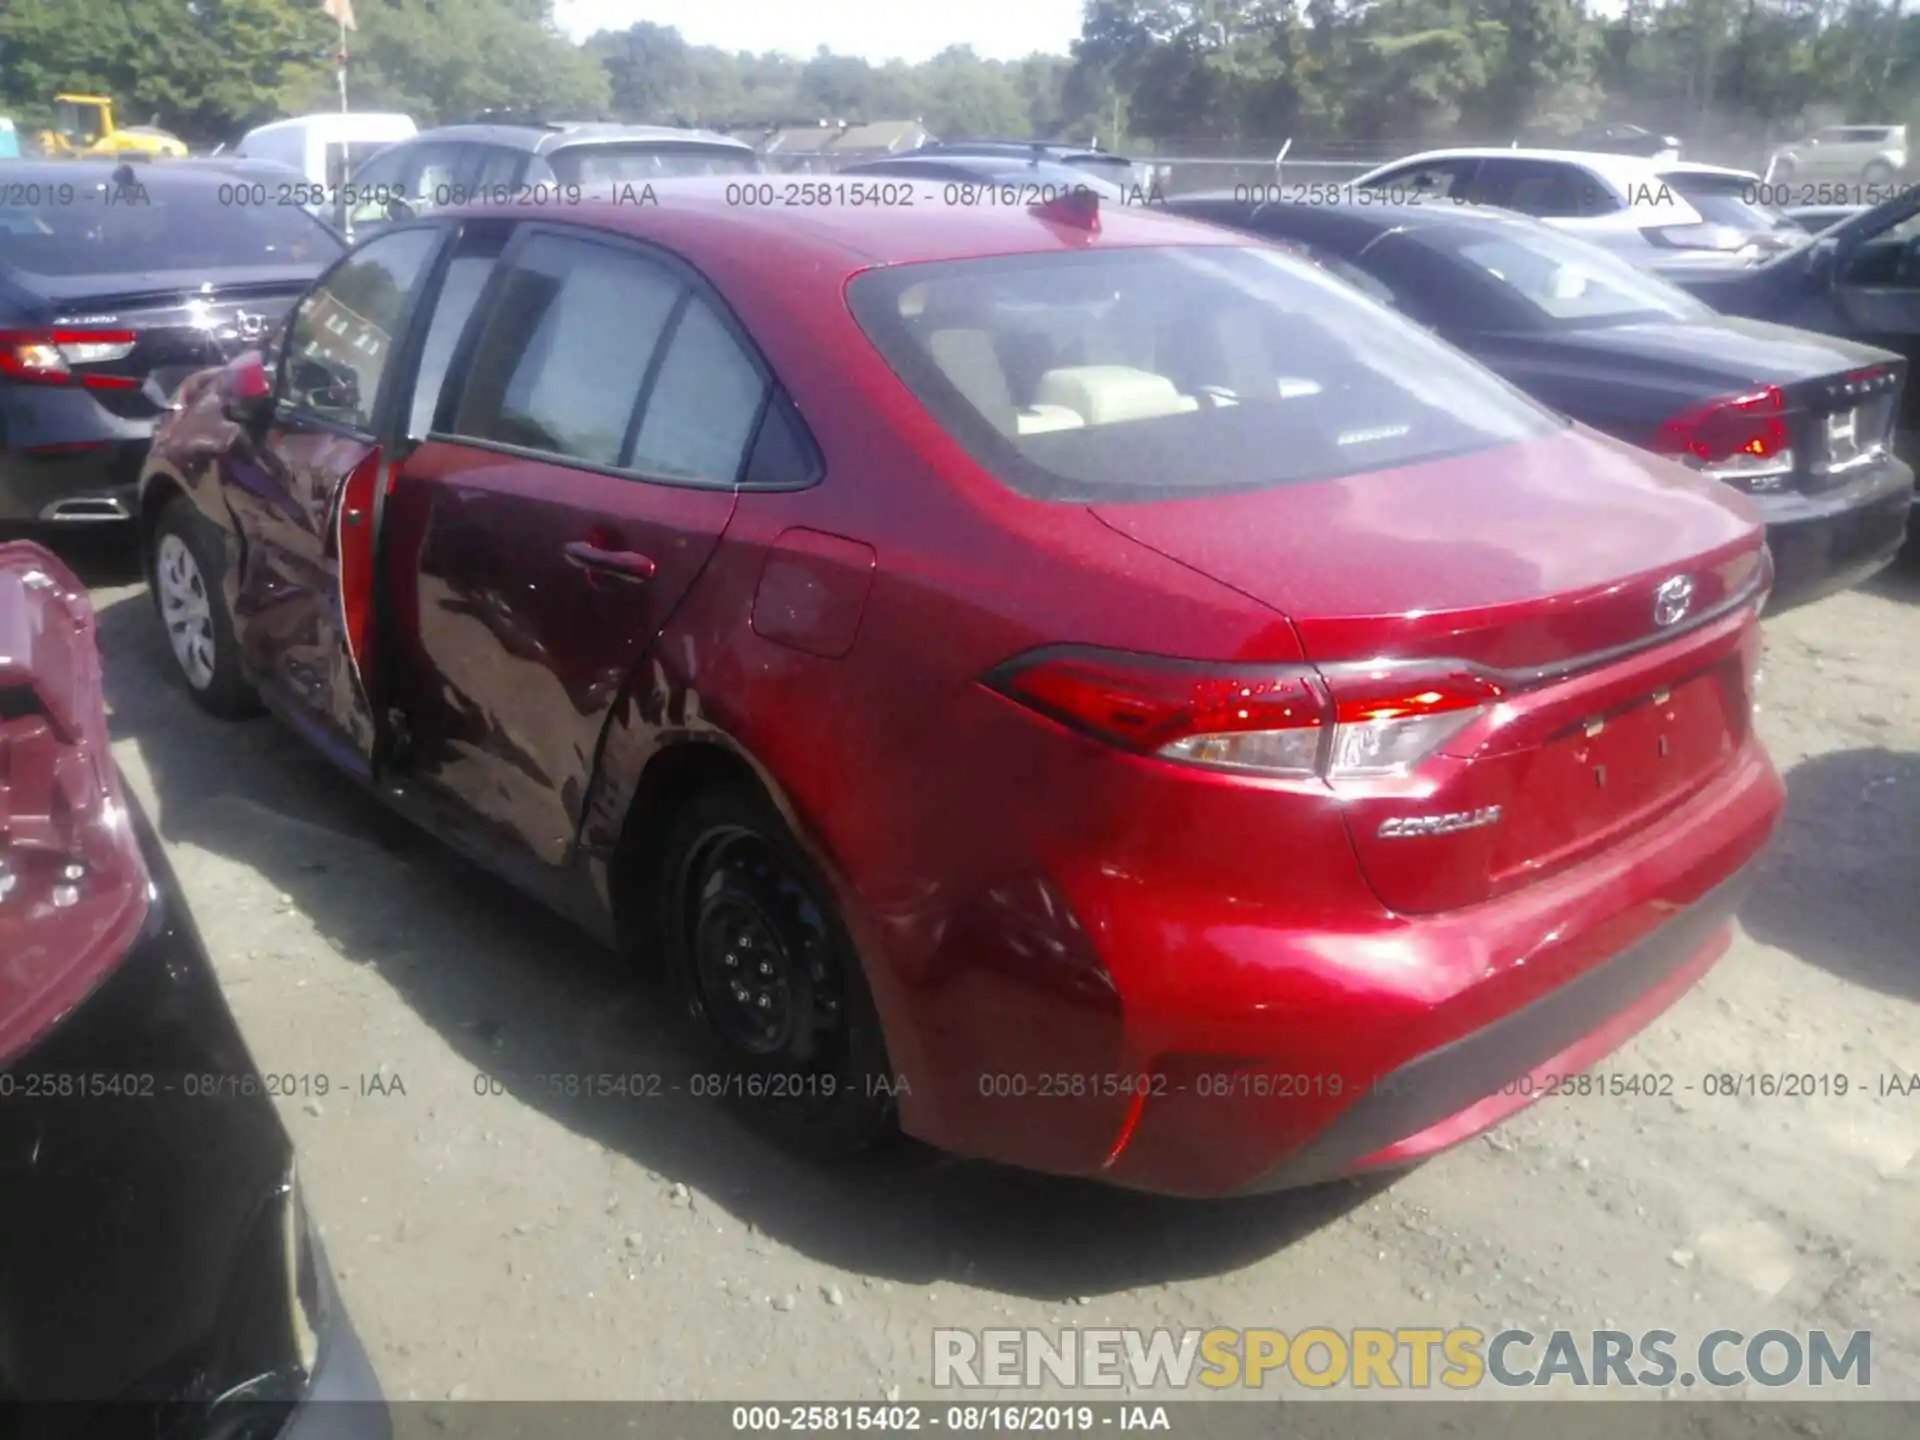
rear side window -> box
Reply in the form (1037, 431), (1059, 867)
(847, 245), (1562, 503)
(631, 297), (768, 483)
(0, 178), (340, 276)
(450, 233), (682, 465)
(1658, 172), (1788, 231)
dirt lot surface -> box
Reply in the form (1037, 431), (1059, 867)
(57, 536), (1920, 1406)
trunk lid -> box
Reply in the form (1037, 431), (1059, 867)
(42, 279), (306, 420)
(1090, 427), (1769, 912)
(1467, 320), (1906, 495)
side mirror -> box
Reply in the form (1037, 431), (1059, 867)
(218, 350), (272, 425)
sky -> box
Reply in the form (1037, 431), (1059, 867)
(552, 0), (1087, 64)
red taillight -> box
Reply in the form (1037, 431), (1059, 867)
(1319, 665), (1506, 776)
(0, 328), (139, 388)
(985, 648), (1502, 779)
(1652, 386), (1795, 488)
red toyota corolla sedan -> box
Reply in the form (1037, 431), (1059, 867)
(135, 182), (1783, 1197)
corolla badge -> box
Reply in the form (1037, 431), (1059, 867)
(1377, 806), (1503, 839)
(1652, 574), (1695, 628)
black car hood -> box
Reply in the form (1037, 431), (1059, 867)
(1469, 314), (1897, 389)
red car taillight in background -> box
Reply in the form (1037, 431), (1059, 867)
(983, 646), (1506, 782)
(0, 328), (140, 390)
(1652, 385), (1795, 493)
(0, 544), (150, 1066)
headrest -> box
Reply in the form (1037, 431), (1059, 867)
(1034, 366), (1200, 425)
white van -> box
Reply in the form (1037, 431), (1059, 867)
(233, 112), (418, 191)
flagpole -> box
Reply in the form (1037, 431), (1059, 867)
(337, 14), (348, 113)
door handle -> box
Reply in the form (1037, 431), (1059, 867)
(563, 540), (658, 583)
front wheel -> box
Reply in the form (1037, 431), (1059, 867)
(150, 498), (258, 718)
(659, 784), (898, 1159)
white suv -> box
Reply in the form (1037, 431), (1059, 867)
(1766, 126), (1907, 186)
(1352, 147), (1799, 270)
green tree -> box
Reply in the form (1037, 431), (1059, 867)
(0, 0), (332, 146)
(315, 0), (610, 124)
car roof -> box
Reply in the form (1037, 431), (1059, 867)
(1368, 147), (1756, 184)
(403, 122), (751, 156)
(445, 176), (1237, 273)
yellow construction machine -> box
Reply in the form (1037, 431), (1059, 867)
(36, 95), (188, 158)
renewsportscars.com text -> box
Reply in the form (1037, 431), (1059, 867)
(932, 1327), (1872, 1391)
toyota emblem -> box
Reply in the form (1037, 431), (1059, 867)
(1653, 574), (1695, 628)
(235, 311), (268, 341)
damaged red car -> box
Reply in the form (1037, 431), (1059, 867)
(137, 184), (1783, 1197)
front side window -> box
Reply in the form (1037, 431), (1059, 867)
(1840, 204), (1920, 286)
(847, 245), (1561, 503)
(1363, 158), (1477, 201)
(406, 225), (514, 438)
(281, 227), (442, 431)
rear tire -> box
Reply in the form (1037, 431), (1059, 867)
(1864, 160), (1896, 185)
(658, 783), (898, 1160)
(150, 497), (258, 719)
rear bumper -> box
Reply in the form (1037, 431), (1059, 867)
(0, 441), (145, 523)
(0, 384), (155, 523)
(1087, 738), (1782, 1197)
(1757, 455), (1914, 611)
(1241, 863), (1752, 1192)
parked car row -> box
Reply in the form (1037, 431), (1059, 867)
(1168, 191), (1914, 610)
(1350, 147), (1804, 273)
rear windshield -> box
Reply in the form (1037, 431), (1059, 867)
(1419, 221), (1712, 329)
(1658, 171), (1791, 232)
(846, 245), (1562, 503)
(546, 143), (759, 186)
(0, 179), (342, 276)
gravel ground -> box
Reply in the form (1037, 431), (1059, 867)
(52, 535), (1920, 1407)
